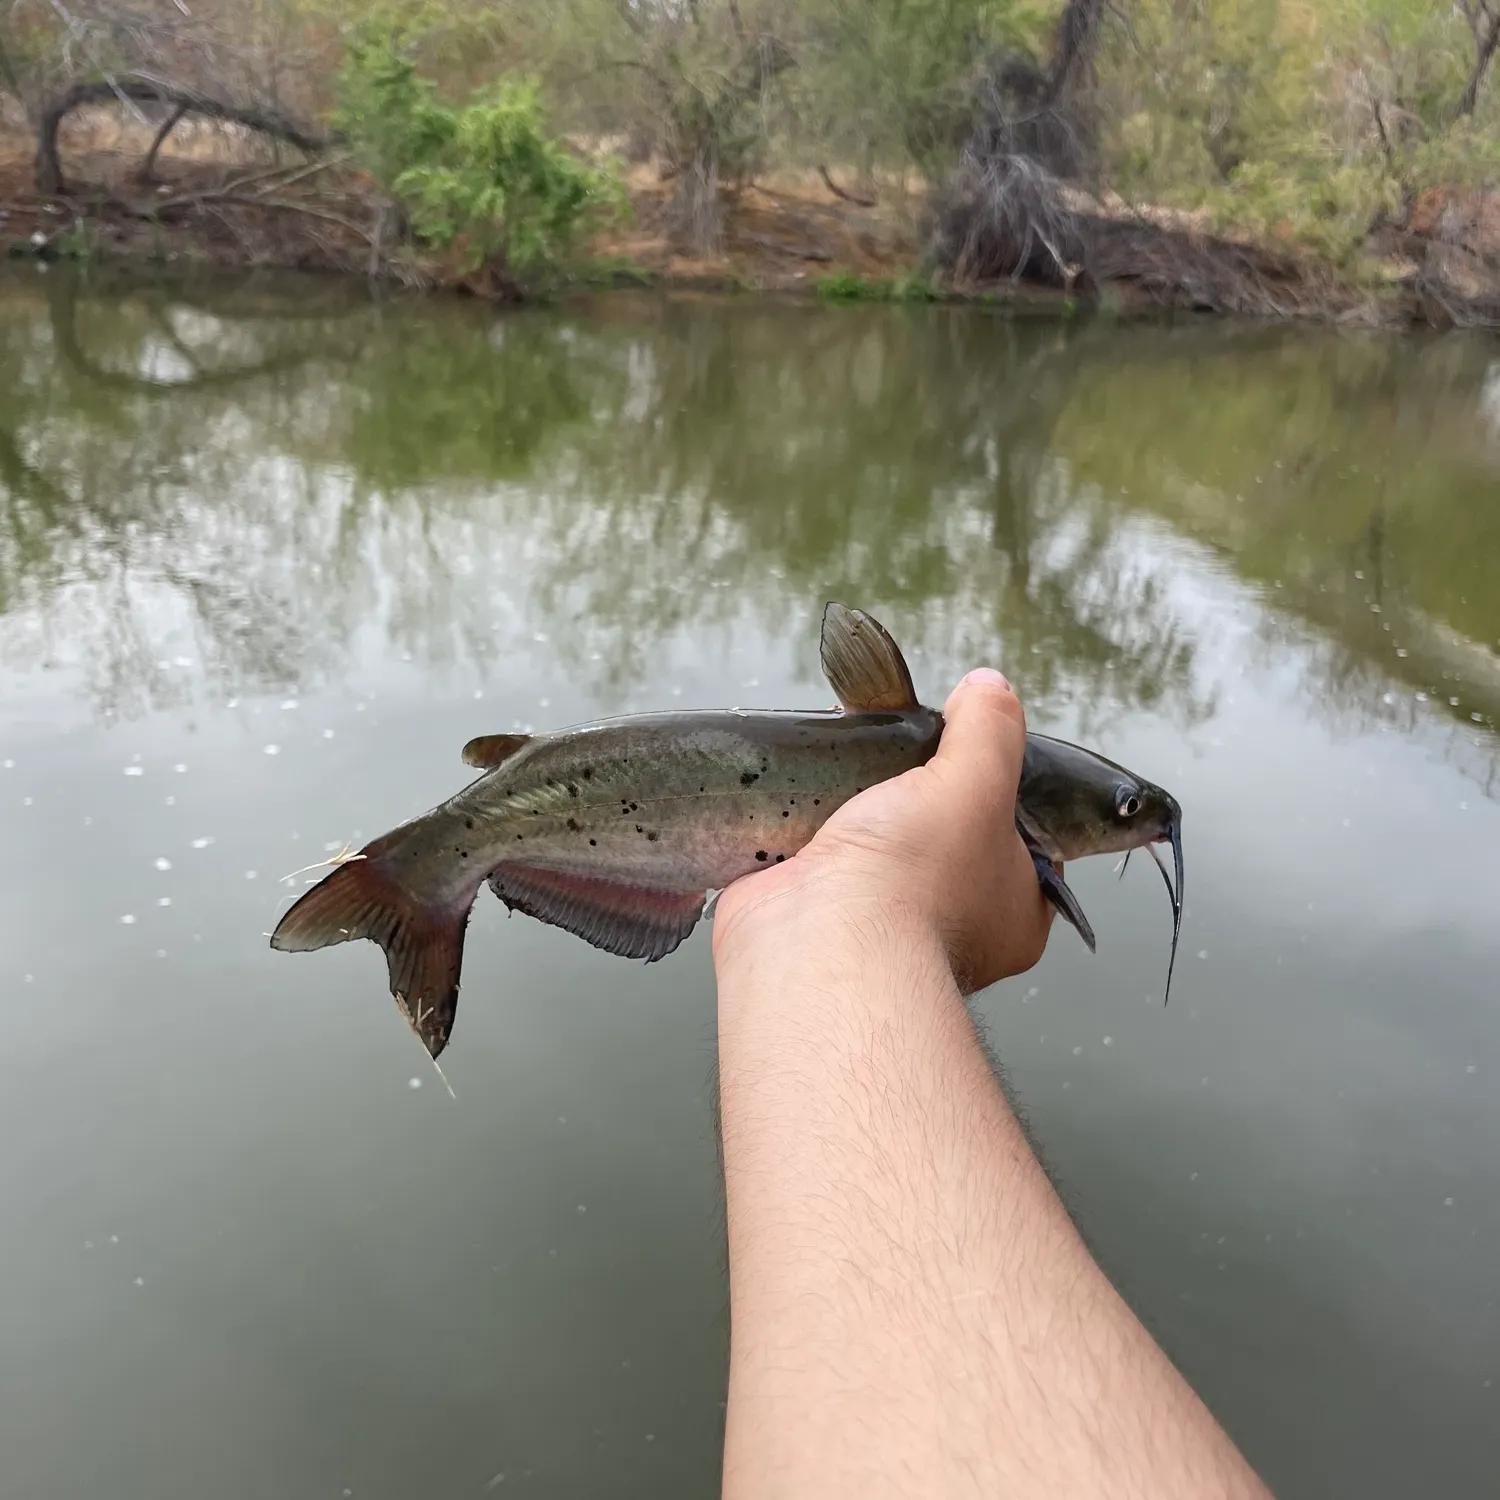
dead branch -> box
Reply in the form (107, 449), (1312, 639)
(1453, 4), (1500, 118)
(36, 76), (333, 195)
(817, 164), (875, 207)
(745, 233), (832, 261)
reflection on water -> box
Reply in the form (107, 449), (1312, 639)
(1, 269), (1497, 1499)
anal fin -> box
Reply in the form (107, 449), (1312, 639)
(488, 865), (705, 962)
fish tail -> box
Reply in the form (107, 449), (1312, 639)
(270, 835), (474, 1059)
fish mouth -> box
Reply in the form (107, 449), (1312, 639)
(1146, 816), (1184, 1005)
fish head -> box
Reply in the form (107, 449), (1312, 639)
(1020, 734), (1184, 1003)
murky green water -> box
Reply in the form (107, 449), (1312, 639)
(2, 267), (1498, 1499)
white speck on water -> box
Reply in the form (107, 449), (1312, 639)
(1354, 570), (1364, 580)
(1197, 950), (1208, 960)
(164, 795), (175, 807)
(1466, 1064), (1477, 1074)
(281, 699), (298, 710)
(743, 678), (760, 689)
(1370, 603), (1381, 614)
(644, 1434), (655, 1444)
(133, 1276), (145, 1287)
(22, 796), (32, 806)
(401, 652), (412, 662)
(156, 949), (166, 958)
(263, 744), (281, 756)
(589, 651), (602, 661)
(323, 841), (344, 853)
(23, 974), (32, 983)
(538, 698), (550, 709)
(474, 689), (483, 700)
(1382, 693), (1395, 706)
(408, 1077), (422, 1091)
(2, 759), (12, 769)
(227, 697), (239, 709)
(671, 686), (683, 696)
(174, 763), (187, 773)
(548, 1248), (557, 1257)
(120, 914), (136, 925)
(84, 1240), (93, 1250)
(1444, 1197), (1455, 1207)
(1396, 648), (1408, 658)
(557, 1116), (566, 1124)
(1461, 802), (1469, 811)
(486, 1475), (505, 1490)
(1072, 1045), (1083, 1056)
(533, 632), (548, 643)
(190, 837), (214, 849)
(576, 1204), (587, 1214)
(1416, 691), (1428, 702)
(158, 897), (171, 908)
(124, 765), (144, 777)
(1473, 713), (1485, 723)
(1102, 1036), (1114, 1047)
(1451, 696), (1461, 707)
(1189, 1172), (1199, 1182)
(521, 723), (535, 734)
(83, 816), (91, 826)
(173, 655), (193, 668)
(108, 1234), (118, 1244)
(154, 857), (172, 872)
(355, 703), (366, 713)
(1341, 818), (1351, 828)
(245, 870), (257, 880)
(323, 728), (335, 739)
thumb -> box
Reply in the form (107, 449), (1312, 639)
(934, 668), (1027, 814)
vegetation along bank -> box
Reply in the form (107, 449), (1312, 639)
(2, 0), (1499, 325)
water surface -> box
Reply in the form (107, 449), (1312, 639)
(2, 268), (1498, 1498)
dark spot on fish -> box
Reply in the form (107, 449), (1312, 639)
(465, 818), (475, 830)
(741, 771), (758, 785)
(583, 767), (593, 779)
(460, 851), (469, 859)
(568, 784), (579, 798)
(630, 802), (639, 812)
(589, 838), (597, 847)
(782, 810), (790, 818)
(647, 831), (659, 842)
(755, 850), (767, 861)
(775, 854), (785, 863)
(813, 798), (820, 806)
(699, 785), (706, 793)
(566, 817), (581, 832)
(789, 777), (796, 785)
(515, 834), (523, 841)
(635, 824), (643, 833)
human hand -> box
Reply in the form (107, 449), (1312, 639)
(712, 668), (1055, 992)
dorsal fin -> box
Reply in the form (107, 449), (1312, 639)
(820, 603), (919, 712)
(462, 733), (532, 770)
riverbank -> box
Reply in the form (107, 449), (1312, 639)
(2, 122), (1496, 327)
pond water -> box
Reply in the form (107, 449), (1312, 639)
(1, 267), (1498, 1499)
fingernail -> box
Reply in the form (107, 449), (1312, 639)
(963, 667), (1012, 692)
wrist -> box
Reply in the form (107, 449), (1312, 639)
(712, 875), (946, 983)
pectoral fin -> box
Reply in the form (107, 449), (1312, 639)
(1016, 814), (1096, 953)
(820, 602), (920, 712)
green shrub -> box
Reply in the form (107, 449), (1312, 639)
(336, 33), (626, 286)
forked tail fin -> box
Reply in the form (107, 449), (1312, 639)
(270, 852), (471, 1059)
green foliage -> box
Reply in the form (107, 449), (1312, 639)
(336, 32), (626, 282)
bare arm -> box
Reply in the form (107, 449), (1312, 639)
(712, 669), (1270, 1500)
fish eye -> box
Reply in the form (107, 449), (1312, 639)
(1116, 788), (1142, 820)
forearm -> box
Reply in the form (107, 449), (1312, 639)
(715, 896), (1269, 1500)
